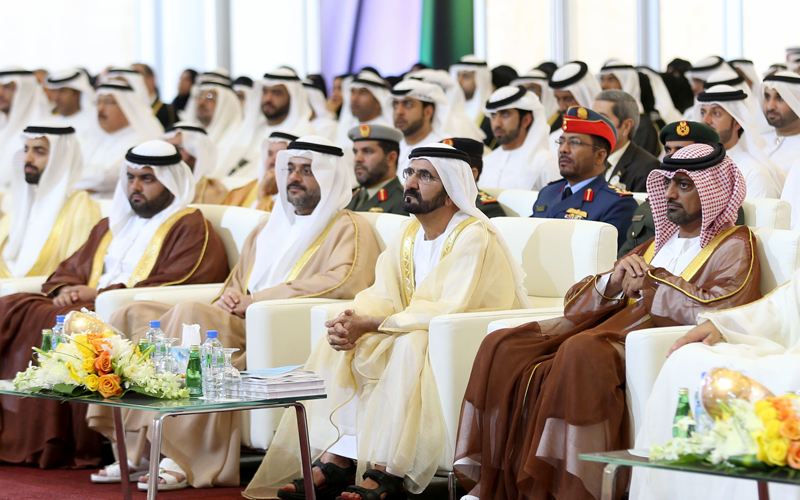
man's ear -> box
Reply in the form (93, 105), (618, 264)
(521, 111), (533, 130)
(596, 148), (608, 165)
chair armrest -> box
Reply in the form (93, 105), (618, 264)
(309, 301), (355, 346)
(244, 297), (341, 449)
(427, 307), (564, 458)
(0, 276), (48, 296)
(94, 284), (224, 322)
(625, 326), (693, 439)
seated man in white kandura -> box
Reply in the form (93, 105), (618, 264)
(243, 143), (530, 500)
(632, 268), (800, 500)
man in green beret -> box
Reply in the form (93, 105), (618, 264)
(345, 124), (407, 215)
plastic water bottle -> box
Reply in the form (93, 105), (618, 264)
(144, 320), (165, 357)
(186, 345), (203, 397)
(694, 372), (712, 433)
(51, 315), (66, 350)
(201, 331), (223, 399)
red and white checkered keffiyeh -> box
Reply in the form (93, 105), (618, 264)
(646, 143), (746, 253)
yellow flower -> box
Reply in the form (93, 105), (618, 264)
(85, 374), (100, 392)
(102, 331), (114, 338)
(767, 438), (790, 467)
(755, 400), (774, 412)
(82, 358), (96, 374)
(64, 362), (82, 383)
(754, 432), (769, 463)
(758, 407), (779, 423)
(766, 419), (783, 440)
(74, 334), (95, 359)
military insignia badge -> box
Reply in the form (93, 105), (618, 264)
(442, 138), (454, 146)
(378, 188), (387, 202)
(583, 188), (594, 202)
(565, 208), (588, 220)
(676, 121), (690, 137)
(536, 205), (547, 212)
(562, 121), (568, 131)
(368, 207), (384, 213)
(359, 124), (371, 138)
(577, 107), (588, 119)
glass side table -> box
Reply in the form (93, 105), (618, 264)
(0, 385), (325, 500)
(579, 450), (797, 500)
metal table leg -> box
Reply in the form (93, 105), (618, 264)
(147, 413), (169, 500)
(600, 463), (625, 500)
(290, 402), (316, 500)
(113, 407), (132, 500)
(758, 481), (770, 500)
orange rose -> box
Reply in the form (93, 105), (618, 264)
(89, 337), (108, 354)
(779, 406), (797, 421)
(789, 442), (800, 470)
(94, 351), (113, 375)
(781, 418), (800, 441)
(97, 373), (122, 398)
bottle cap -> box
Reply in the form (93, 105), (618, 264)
(56, 315), (66, 322)
(206, 330), (218, 338)
(678, 388), (689, 395)
(190, 345), (200, 351)
(150, 320), (161, 328)
(42, 329), (53, 335)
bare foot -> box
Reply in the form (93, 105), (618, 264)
(280, 452), (353, 492)
(340, 465), (400, 500)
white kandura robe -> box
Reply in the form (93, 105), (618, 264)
(763, 131), (800, 174)
(76, 126), (142, 196)
(632, 267), (800, 500)
(479, 142), (560, 191)
(726, 143), (781, 199)
(244, 212), (524, 499)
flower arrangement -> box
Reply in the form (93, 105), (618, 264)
(13, 310), (188, 400)
(650, 368), (800, 474)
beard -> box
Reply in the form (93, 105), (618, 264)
(666, 203), (702, 227)
(24, 164), (41, 185)
(399, 116), (425, 138)
(717, 119), (736, 145)
(401, 187), (447, 214)
(495, 125), (522, 146)
(129, 188), (175, 218)
(355, 158), (389, 187)
(287, 182), (321, 213)
(264, 100), (290, 121)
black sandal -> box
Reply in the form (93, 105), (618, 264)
(277, 459), (357, 500)
(336, 469), (406, 500)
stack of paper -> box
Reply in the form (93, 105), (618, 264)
(239, 365), (325, 399)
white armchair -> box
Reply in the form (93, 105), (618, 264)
(480, 187), (539, 217)
(93, 205), (269, 320)
(244, 212), (409, 449)
(625, 226), (800, 438)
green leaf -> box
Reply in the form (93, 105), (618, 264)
(52, 384), (85, 396)
(727, 455), (767, 470)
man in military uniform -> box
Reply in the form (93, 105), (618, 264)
(618, 121), (743, 257)
(533, 106), (639, 249)
(345, 124), (407, 215)
(441, 137), (506, 218)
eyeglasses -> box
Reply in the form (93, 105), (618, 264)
(283, 165), (314, 177)
(96, 98), (119, 107)
(402, 167), (439, 184)
(555, 138), (600, 150)
(199, 92), (217, 101)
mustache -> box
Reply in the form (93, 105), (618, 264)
(403, 188), (421, 202)
(287, 181), (306, 191)
(24, 163), (38, 170)
(667, 201), (683, 209)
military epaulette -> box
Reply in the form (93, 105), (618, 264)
(478, 190), (498, 205)
(350, 187), (361, 199)
(547, 178), (566, 186)
(605, 184), (633, 196)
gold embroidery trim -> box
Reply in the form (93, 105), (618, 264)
(196, 177), (208, 202)
(88, 231), (114, 289)
(563, 276), (597, 308)
(286, 212), (342, 282)
(440, 217), (479, 260)
(242, 183), (258, 208)
(293, 212), (359, 299)
(126, 208), (198, 287)
(646, 226), (754, 304)
(400, 219), (422, 307)
(30, 192), (100, 277)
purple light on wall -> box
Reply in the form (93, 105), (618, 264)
(319, 0), (422, 90)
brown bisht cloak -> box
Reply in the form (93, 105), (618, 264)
(0, 209), (229, 469)
(455, 225), (762, 500)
